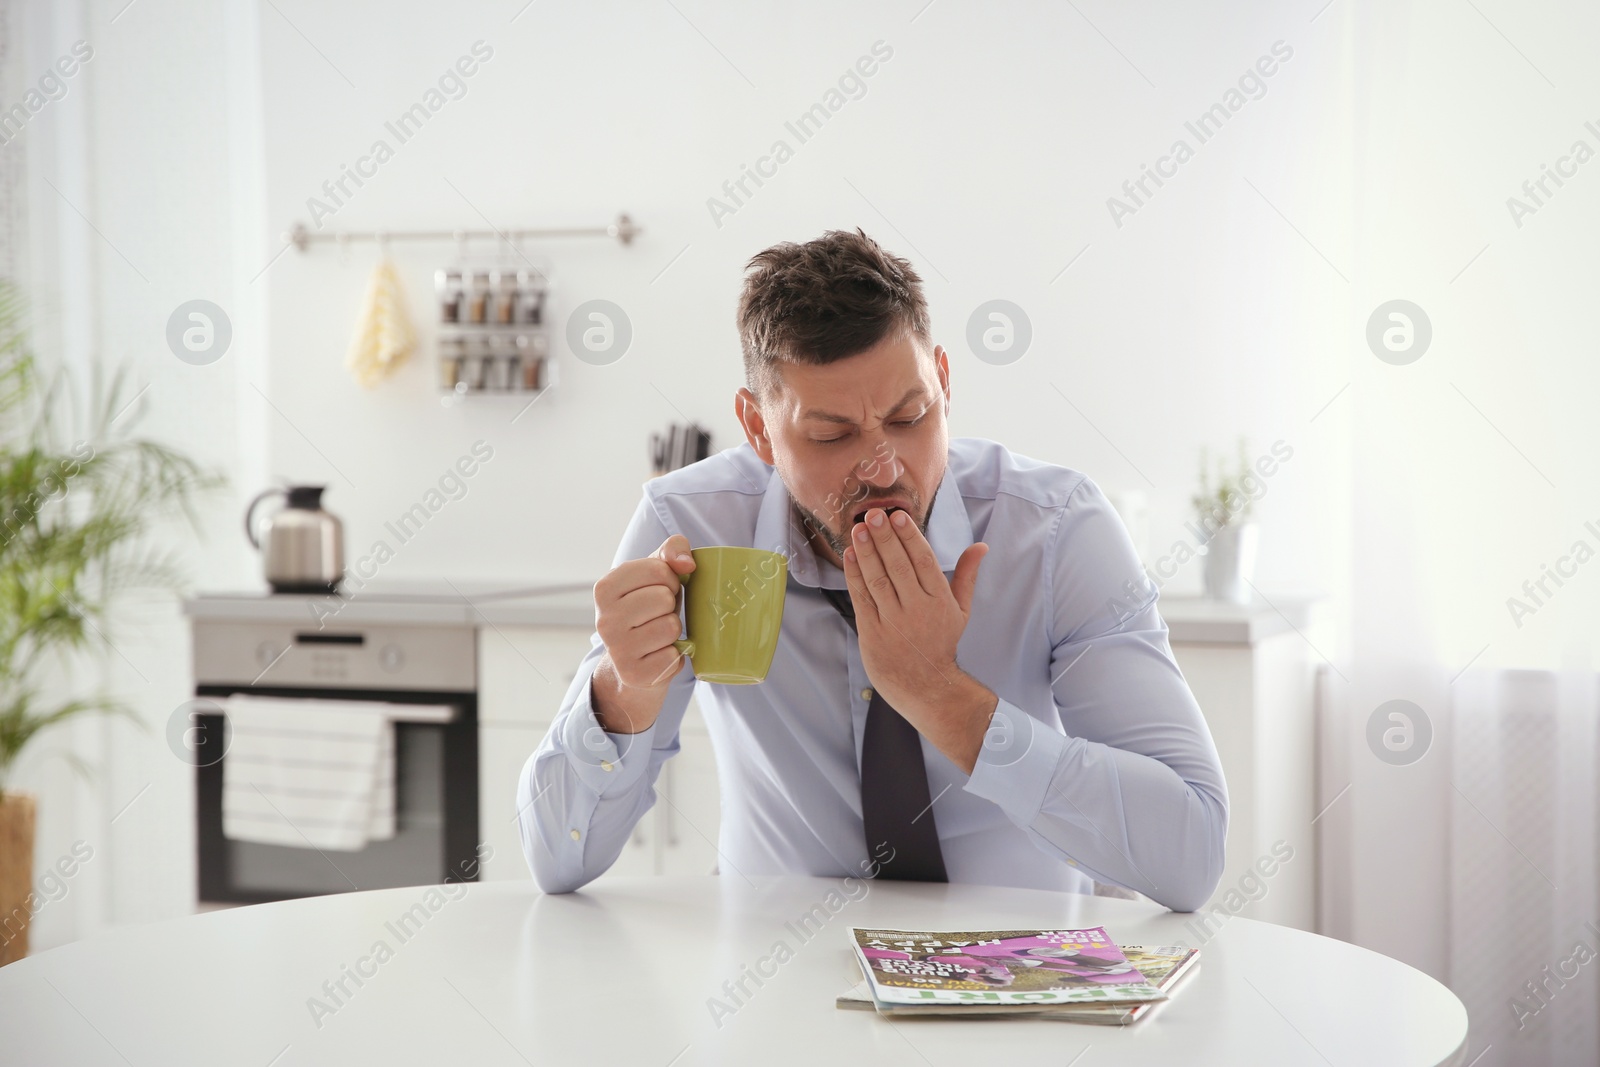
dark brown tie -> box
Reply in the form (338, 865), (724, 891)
(820, 586), (949, 882)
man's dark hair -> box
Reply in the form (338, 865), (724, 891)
(737, 228), (931, 401)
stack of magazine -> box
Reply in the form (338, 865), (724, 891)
(837, 926), (1199, 1023)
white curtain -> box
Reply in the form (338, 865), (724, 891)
(1449, 668), (1600, 1065)
(0, 0), (26, 280)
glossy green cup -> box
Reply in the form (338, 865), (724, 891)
(671, 546), (788, 684)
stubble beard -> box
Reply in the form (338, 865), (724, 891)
(790, 483), (938, 567)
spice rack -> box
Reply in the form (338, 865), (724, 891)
(279, 212), (643, 407)
(435, 263), (553, 401)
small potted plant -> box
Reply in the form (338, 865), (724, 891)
(1191, 437), (1260, 604)
(0, 280), (220, 965)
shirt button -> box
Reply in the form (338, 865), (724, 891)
(569, 829), (581, 841)
(600, 760), (614, 772)
(861, 688), (874, 701)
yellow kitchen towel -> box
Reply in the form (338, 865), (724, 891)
(345, 260), (417, 387)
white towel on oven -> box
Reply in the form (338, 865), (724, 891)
(220, 695), (401, 851)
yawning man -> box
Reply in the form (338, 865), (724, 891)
(519, 228), (1228, 912)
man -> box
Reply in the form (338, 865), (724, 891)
(517, 228), (1227, 912)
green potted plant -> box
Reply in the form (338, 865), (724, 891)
(0, 279), (221, 965)
(1191, 437), (1260, 604)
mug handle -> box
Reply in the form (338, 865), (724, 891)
(671, 571), (695, 658)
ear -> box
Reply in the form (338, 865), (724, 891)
(934, 345), (951, 406)
(735, 388), (774, 464)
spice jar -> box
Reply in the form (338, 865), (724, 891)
(436, 269), (464, 324)
(517, 270), (545, 325)
(486, 335), (513, 390)
(439, 336), (464, 390)
(527, 334), (548, 390)
(491, 270), (516, 325)
(467, 271), (491, 324)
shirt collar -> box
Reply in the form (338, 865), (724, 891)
(750, 453), (973, 590)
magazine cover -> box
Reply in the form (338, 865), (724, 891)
(836, 943), (1200, 1022)
(847, 927), (1168, 1008)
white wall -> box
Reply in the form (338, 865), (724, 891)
(252, 0), (1349, 604)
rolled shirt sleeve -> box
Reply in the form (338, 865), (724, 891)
(962, 476), (1229, 913)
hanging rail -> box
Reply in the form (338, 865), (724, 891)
(285, 211), (641, 252)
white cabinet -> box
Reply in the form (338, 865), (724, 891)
(476, 624), (595, 883)
(479, 722), (546, 876)
(477, 624), (596, 730)
(476, 625), (722, 884)
(655, 702), (722, 877)
(1163, 595), (1324, 933)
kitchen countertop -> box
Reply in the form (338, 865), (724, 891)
(185, 582), (1322, 646)
(182, 580), (600, 629)
(1155, 592), (1324, 644)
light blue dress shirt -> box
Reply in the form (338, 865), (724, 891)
(517, 437), (1228, 911)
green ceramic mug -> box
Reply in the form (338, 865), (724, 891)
(671, 546), (788, 684)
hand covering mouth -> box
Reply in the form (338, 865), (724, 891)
(852, 501), (908, 526)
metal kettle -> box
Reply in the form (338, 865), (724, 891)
(245, 485), (345, 593)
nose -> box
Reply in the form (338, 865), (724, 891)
(856, 446), (900, 492)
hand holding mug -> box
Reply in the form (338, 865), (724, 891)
(594, 535), (698, 694)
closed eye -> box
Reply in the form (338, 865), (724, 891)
(813, 416), (923, 445)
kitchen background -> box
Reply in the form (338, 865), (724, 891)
(3, 1), (1596, 1061)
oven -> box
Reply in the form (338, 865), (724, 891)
(188, 620), (479, 904)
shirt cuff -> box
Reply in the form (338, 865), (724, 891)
(560, 675), (658, 797)
(962, 695), (1070, 827)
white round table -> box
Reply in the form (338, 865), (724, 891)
(0, 875), (1467, 1065)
